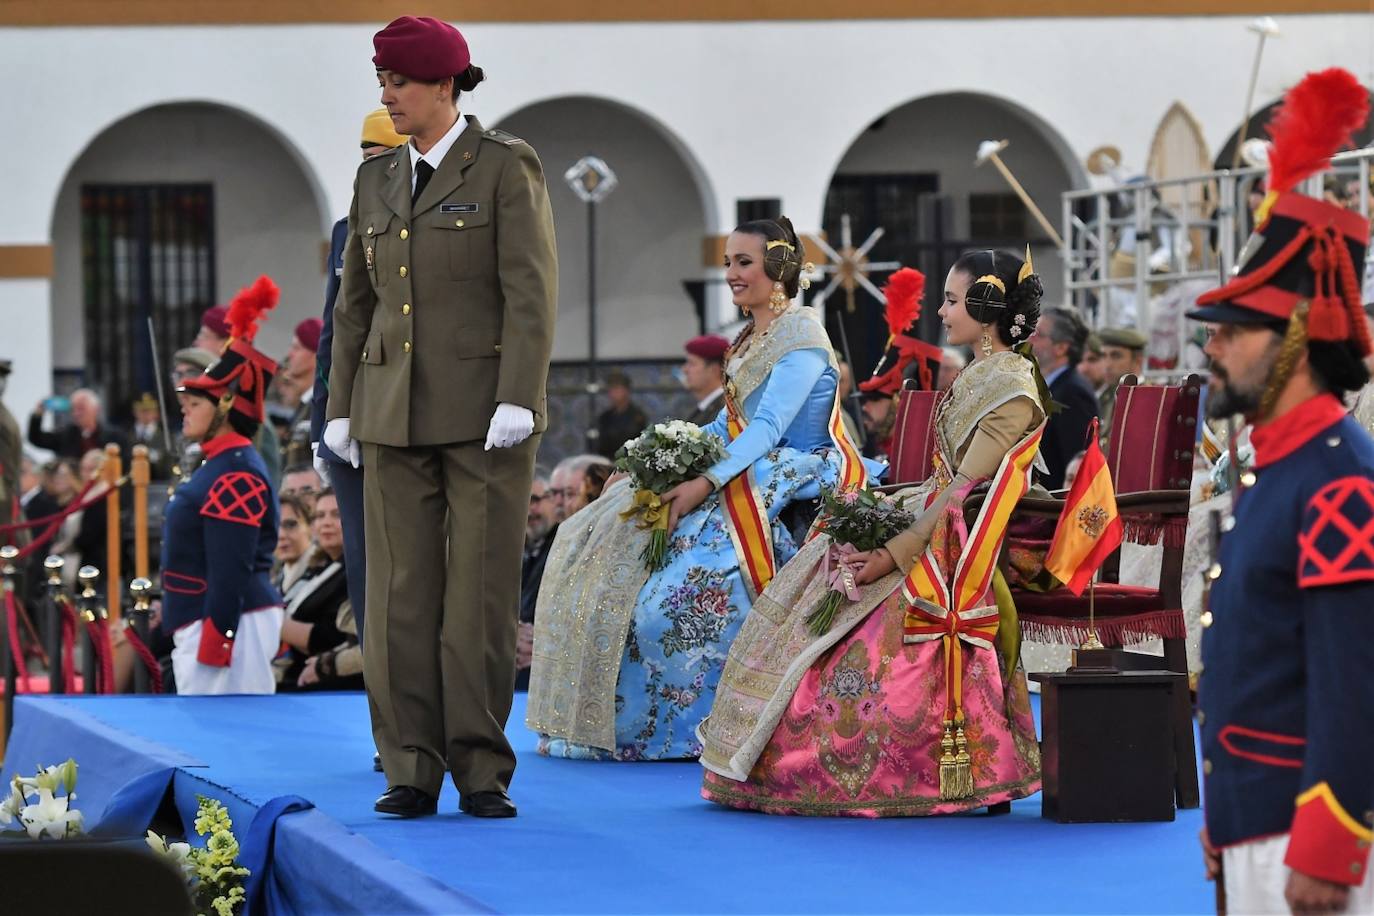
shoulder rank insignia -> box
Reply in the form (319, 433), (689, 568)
(482, 128), (525, 147)
(1298, 476), (1374, 588)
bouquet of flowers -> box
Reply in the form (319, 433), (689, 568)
(147, 795), (250, 916)
(806, 486), (917, 635)
(615, 420), (727, 571)
(0, 758), (83, 839)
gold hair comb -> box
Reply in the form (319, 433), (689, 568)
(974, 274), (1006, 294)
(1018, 245), (1034, 285)
(766, 240), (797, 253)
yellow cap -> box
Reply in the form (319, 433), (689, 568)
(361, 108), (407, 149)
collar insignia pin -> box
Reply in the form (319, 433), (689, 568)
(463, 151), (473, 161)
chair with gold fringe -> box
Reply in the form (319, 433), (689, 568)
(879, 381), (945, 489)
(1004, 372), (1203, 809)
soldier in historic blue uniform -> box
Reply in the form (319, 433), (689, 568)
(1190, 68), (1374, 914)
(162, 276), (284, 695)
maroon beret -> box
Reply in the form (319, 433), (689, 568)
(372, 16), (470, 82)
(294, 317), (323, 353)
(685, 335), (730, 363)
(200, 305), (229, 340)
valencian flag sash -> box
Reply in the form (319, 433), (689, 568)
(1045, 418), (1123, 595)
(720, 375), (865, 601)
(899, 422), (1044, 799)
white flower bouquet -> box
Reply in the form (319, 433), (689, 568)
(0, 758), (83, 840)
(614, 420), (727, 571)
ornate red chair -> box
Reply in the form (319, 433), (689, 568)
(881, 381), (945, 488)
(1006, 373), (1204, 808)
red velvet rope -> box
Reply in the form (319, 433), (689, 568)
(56, 595), (79, 694)
(1, 481), (117, 563)
(82, 616), (115, 694)
(122, 623), (163, 694)
(4, 588), (34, 692)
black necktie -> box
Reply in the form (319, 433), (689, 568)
(413, 160), (434, 205)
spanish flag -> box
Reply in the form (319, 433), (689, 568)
(1045, 418), (1123, 595)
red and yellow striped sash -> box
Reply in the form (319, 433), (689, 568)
(721, 370), (867, 599)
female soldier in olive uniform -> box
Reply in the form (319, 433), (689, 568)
(325, 16), (557, 819)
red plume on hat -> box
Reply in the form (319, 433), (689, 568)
(226, 275), (279, 344)
(179, 275), (280, 422)
(1191, 67), (1372, 357)
(860, 267), (943, 394)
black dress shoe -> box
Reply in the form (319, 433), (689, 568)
(374, 785), (438, 818)
(373, 753), (383, 773)
(459, 790), (517, 818)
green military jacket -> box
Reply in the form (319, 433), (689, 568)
(0, 401), (20, 523)
(327, 115), (558, 447)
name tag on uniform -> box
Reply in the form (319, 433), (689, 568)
(440, 203), (480, 214)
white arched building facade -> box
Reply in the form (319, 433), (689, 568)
(0, 11), (1368, 426)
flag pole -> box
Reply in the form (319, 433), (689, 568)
(1082, 572), (1104, 650)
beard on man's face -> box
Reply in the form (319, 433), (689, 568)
(1205, 336), (1281, 420)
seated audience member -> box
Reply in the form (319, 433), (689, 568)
(28, 388), (128, 461)
(574, 462), (614, 513)
(277, 489), (360, 691)
(516, 472), (558, 690)
(273, 492), (315, 594)
(280, 463), (324, 511)
(548, 453), (614, 523)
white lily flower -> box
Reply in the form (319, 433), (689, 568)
(33, 765), (63, 795)
(59, 759), (78, 795)
(0, 779), (24, 826)
(19, 788), (82, 839)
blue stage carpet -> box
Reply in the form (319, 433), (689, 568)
(4, 692), (1211, 914)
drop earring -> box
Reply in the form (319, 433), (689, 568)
(769, 281), (788, 315)
(980, 325), (994, 358)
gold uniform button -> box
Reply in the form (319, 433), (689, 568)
(403, 341), (412, 354)
(1202, 759), (1213, 776)
(399, 228), (409, 240)
(1240, 471), (1257, 488)
(1200, 611), (1214, 628)
(399, 266), (408, 278)
(225, 629), (234, 639)
(402, 303), (411, 316)
(494, 344), (502, 353)
(455, 219), (465, 228)
(361, 349), (368, 360)
(366, 225), (374, 236)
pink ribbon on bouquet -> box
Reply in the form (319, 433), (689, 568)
(821, 541), (863, 602)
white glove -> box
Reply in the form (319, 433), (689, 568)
(311, 442), (332, 487)
(323, 418), (361, 468)
(484, 403), (535, 451)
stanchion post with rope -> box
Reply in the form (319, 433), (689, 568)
(128, 577), (154, 694)
(77, 566), (99, 695)
(103, 444), (123, 624)
(43, 554), (65, 694)
(131, 445), (150, 582)
(1, 545), (18, 740)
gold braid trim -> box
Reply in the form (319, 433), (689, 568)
(1260, 302), (1309, 420)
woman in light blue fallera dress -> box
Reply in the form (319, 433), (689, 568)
(526, 218), (873, 760)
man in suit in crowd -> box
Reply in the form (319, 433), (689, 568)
(28, 388), (128, 462)
(682, 335), (729, 426)
(515, 471), (558, 690)
(325, 16), (557, 820)
(1031, 307), (1098, 489)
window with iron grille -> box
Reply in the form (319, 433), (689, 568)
(81, 184), (216, 415)
(968, 192), (1025, 240)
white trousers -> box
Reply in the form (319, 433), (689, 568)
(1224, 834), (1374, 915)
(171, 607), (284, 695)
